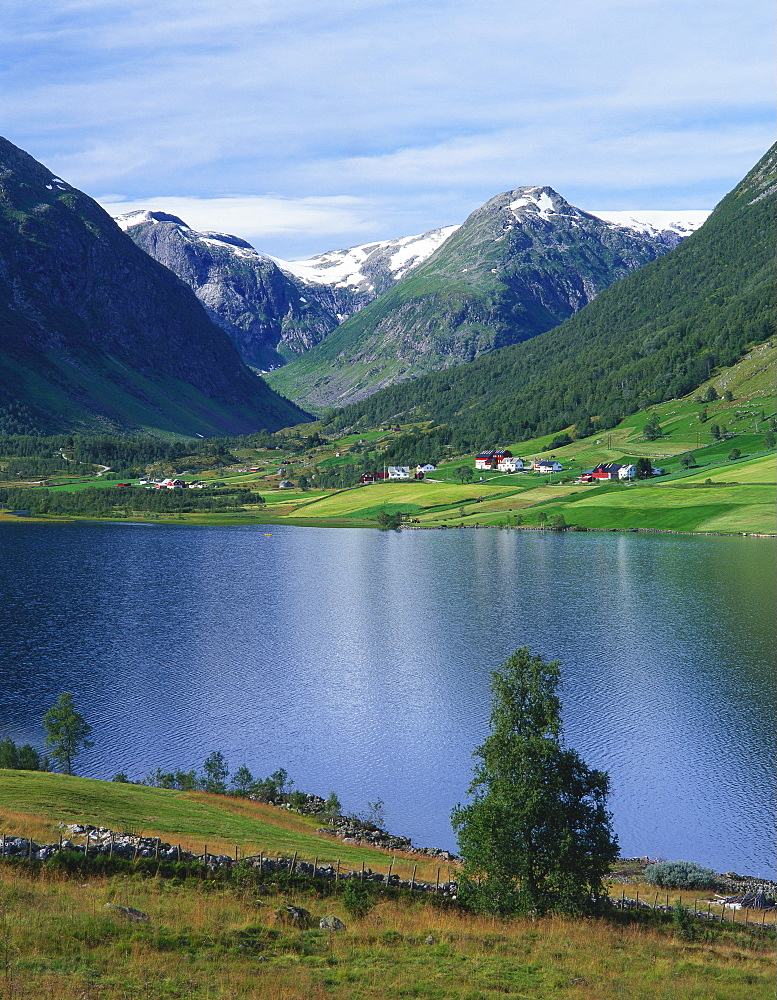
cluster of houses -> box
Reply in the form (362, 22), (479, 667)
(355, 450), (663, 487)
(580, 462), (662, 482)
(135, 478), (208, 489)
(360, 464), (437, 484)
(475, 450), (563, 474)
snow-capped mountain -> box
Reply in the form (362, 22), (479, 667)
(117, 194), (707, 392)
(264, 185), (710, 409)
(271, 226), (460, 299)
(117, 210), (458, 369)
(588, 209), (710, 241)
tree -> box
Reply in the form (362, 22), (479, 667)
(643, 414), (663, 440)
(709, 423), (720, 440)
(764, 430), (776, 449)
(728, 448), (741, 461)
(0, 737), (40, 771)
(455, 465), (474, 484)
(549, 513), (567, 531)
(680, 452), (697, 469)
(635, 457), (653, 479)
(42, 692), (93, 775)
(376, 509), (402, 529)
(230, 764), (255, 796)
(451, 649), (618, 916)
(200, 751), (229, 794)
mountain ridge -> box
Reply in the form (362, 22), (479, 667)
(0, 137), (309, 436)
(265, 186), (703, 409)
(323, 143), (776, 451)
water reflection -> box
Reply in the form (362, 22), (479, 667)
(0, 523), (773, 876)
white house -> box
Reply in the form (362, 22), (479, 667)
(387, 466), (411, 480)
(416, 464), (437, 474)
(534, 459), (563, 474)
(497, 457), (524, 472)
(618, 465), (636, 480)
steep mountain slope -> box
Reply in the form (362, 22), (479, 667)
(0, 137), (309, 436)
(119, 212), (459, 371)
(117, 211), (341, 370)
(326, 144), (775, 449)
(266, 188), (699, 409)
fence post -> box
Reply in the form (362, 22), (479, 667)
(653, 892), (658, 908)
(1, 834), (5, 858)
(313, 856), (318, 881)
(290, 851), (297, 876)
(436, 868), (440, 894)
(109, 834), (114, 859)
(335, 859), (340, 885)
(411, 865), (417, 892)
(235, 846), (239, 863)
(84, 832), (89, 859)
(258, 854), (263, 877)
(387, 860), (393, 886)
(177, 844), (181, 863)
(155, 838), (160, 862)
(360, 861), (364, 882)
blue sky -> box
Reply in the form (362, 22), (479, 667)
(1, 0), (773, 257)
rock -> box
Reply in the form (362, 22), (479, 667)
(273, 905), (312, 929)
(424, 935), (436, 945)
(319, 916), (347, 931)
(103, 904), (149, 922)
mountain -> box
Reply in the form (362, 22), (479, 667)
(325, 144), (775, 451)
(265, 188), (702, 409)
(0, 137), (309, 436)
(271, 226), (460, 310)
(118, 211), (458, 371)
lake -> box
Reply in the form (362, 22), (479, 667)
(0, 522), (774, 877)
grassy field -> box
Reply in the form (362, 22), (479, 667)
(0, 772), (773, 1000)
(0, 772), (442, 881)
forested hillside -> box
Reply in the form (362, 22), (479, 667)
(325, 144), (775, 451)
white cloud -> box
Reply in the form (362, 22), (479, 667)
(2, 0), (773, 253)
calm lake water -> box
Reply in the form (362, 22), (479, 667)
(0, 523), (774, 877)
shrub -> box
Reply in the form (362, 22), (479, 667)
(643, 860), (718, 889)
(341, 879), (377, 918)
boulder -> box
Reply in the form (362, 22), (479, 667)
(319, 916), (347, 931)
(103, 904), (149, 922)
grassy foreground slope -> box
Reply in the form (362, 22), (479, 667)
(0, 772), (774, 1000)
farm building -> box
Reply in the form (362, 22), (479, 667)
(475, 449), (512, 470)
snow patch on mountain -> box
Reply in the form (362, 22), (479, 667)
(588, 209), (711, 237)
(272, 226), (459, 289)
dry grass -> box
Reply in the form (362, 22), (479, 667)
(0, 864), (773, 1000)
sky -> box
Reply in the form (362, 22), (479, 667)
(1, 0), (773, 258)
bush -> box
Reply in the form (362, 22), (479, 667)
(341, 879), (377, 918)
(643, 860), (718, 889)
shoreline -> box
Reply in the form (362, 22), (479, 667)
(0, 512), (774, 538)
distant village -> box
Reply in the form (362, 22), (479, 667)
(121, 448), (662, 492)
(366, 448), (662, 484)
